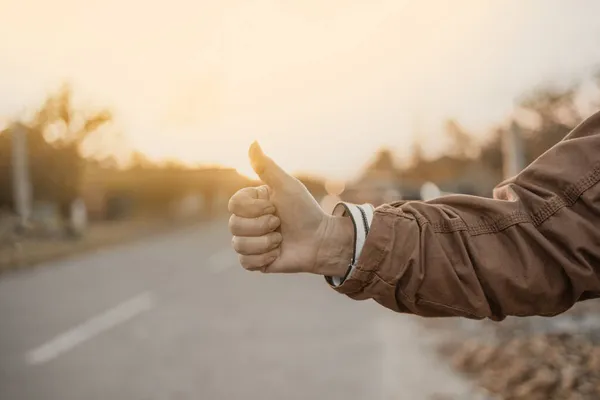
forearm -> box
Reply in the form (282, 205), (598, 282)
(328, 111), (600, 320)
(315, 216), (354, 278)
(341, 200), (600, 320)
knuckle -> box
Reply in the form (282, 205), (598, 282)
(236, 198), (265, 218)
(231, 236), (246, 253)
(250, 198), (262, 210)
(228, 215), (246, 235)
(229, 188), (256, 214)
(239, 255), (260, 271)
(256, 185), (269, 200)
(238, 255), (251, 270)
(237, 187), (252, 197)
(227, 196), (239, 214)
(232, 237), (244, 253)
(259, 252), (273, 266)
(268, 232), (282, 249)
(228, 214), (236, 232)
(260, 217), (271, 233)
(261, 235), (271, 249)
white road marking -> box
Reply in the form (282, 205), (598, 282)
(208, 247), (236, 274)
(26, 292), (155, 366)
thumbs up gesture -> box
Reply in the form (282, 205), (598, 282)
(228, 142), (354, 276)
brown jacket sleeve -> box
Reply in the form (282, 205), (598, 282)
(332, 110), (600, 320)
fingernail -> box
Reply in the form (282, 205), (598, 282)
(266, 256), (277, 264)
(273, 233), (283, 245)
(250, 141), (264, 157)
(249, 142), (265, 174)
(268, 216), (280, 230)
(265, 206), (276, 214)
(256, 185), (269, 199)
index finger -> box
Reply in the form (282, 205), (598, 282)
(228, 187), (276, 218)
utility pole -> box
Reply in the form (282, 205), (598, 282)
(502, 120), (526, 180)
(11, 122), (32, 228)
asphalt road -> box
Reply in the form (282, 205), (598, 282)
(0, 219), (473, 400)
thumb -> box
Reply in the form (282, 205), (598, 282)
(249, 141), (293, 188)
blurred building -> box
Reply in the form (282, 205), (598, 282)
(401, 155), (499, 198)
(81, 164), (251, 220)
(341, 148), (500, 206)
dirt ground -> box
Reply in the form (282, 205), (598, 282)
(428, 301), (600, 400)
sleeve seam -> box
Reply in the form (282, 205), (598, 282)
(382, 160), (600, 236)
(353, 255), (395, 287)
(395, 288), (483, 318)
(338, 231), (392, 295)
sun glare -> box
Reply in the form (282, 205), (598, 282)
(234, 163), (259, 181)
(3, 0), (592, 180)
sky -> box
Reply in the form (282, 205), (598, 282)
(1, 0), (600, 180)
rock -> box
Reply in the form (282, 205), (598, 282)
(470, 344), (498, 369)
(512, 368), (558, 398)
(587, 348), (600, 370)
(560, 365), (579, 391)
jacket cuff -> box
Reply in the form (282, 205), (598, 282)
(326, 208), (401, 312)
(325, 202), (374, 286)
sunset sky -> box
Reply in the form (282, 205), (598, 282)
(1, 0), (600, 179)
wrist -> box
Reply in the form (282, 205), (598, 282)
(315, 215), (354, 277)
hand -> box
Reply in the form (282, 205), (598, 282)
(228, 142), (354, 275)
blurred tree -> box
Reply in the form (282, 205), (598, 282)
(129, 151), (156, 170)
(400, 83), (597, 196)
(369, 148), (396, 171)
(0, 129), (13, 209)
(409, 138), (425, 168)
(474, 81), (600, 190)
(517, 85), (583, 163)
(478, 127), (504, 181)
(0, 84), (113, 219)
(444, 119), (477, 159)
(362, 148), (404, 186)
